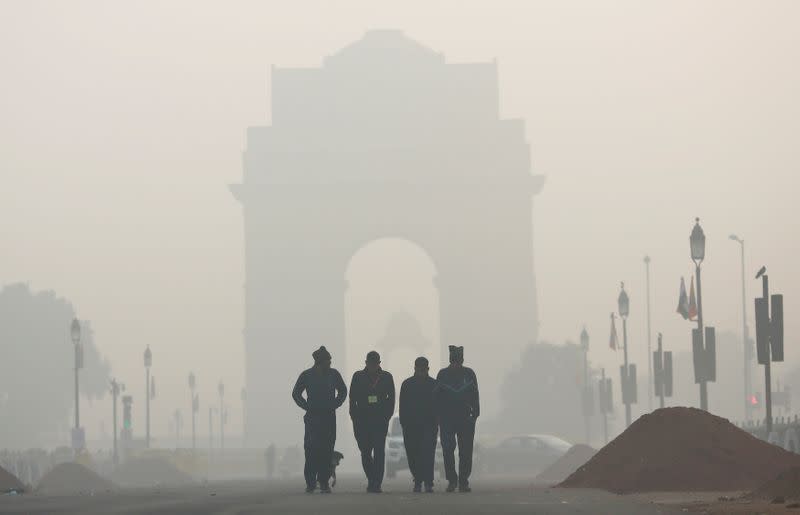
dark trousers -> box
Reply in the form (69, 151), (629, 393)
(354, 419), (388, 487)
(440, 417), (475, 486)
(303, 412), (336, 487)
(402, 423), (438, 485)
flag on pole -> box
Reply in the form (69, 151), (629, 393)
(609, 313), (618, 350)
(676, 277), (689, 319)
(688, 276), (698, 321)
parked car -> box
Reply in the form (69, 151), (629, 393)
(477, 434), (571, 474)
(385, 416), (445, 479)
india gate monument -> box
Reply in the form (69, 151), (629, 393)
(231, 30), (544, 445)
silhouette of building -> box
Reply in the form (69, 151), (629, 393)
(231, 30), (544, 445)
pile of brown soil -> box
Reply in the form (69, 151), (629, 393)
(0, 465), (25, 493)
(559, 407), (800, 493)
(748, 466), (800, 501)
(534, 444), (596, 485)
(36, 462), (114, 496)
(111, 457), (193, 488)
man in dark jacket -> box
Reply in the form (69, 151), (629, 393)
(436, 345), (479, 493)
(399, 356), (438, 493)
(292, 346), (348, 493)
(349, 350), (395, 493)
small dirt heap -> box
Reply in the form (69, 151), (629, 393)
(0, 465), (25, 493)
(534, 444), (596, 485)
(111, 457), (192, 488)
(36, 462), (114, 496)
(748, 466), (800, 501)
(559, 407), (800, 493)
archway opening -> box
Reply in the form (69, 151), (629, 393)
(344, 238), (440, 382)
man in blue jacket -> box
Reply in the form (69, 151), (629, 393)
(292, 346), (347, 493)
(349, 350), (395, 493)
(436, 345), (479, 493)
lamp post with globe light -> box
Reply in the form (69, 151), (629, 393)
(618, 283), (634, 427)
(691, 218), (711, 411)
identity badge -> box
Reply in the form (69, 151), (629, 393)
(368, 395), (378, 404)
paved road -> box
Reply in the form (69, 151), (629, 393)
(0, 476), (683, 514)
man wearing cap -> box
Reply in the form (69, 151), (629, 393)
(349, 350), (395, 493)
(292, 345), (348, 494)
(399, 356), (438, 493)
(436, 345), (479, 492)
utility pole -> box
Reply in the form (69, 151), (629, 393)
(219, 381), (225, 452)
(644, 256), (653, 411)
(144, 345), (152, 448)
(188, 372), (197, 451)
(110, 379), (123, 466)
(580, 327), (591, 445)
(730, 235), (752, 422)
(241, 388), (247, 448)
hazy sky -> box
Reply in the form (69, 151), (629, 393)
(1, 1), (799, 440)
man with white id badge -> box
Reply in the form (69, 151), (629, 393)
(349, 350), (396, 493)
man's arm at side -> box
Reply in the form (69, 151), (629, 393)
(334, 370), (348, 409)
(385, 373), (396, 423)
(471, 368), (480, 419)
(291, 372), (308, 411)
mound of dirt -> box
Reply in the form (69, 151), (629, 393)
(0, 465), (25, 493)
(559, 407), (800, 493)
(36, 462), (114, 496)
(111, 457), (193, 488)
(749, 466), (800, 501)
(534, 444), (596, 485)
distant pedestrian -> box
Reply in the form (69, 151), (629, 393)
(291, 346), (347, 493)
(400, 356), (438, 493)
(436, 345), (479, 492)
(350, 351), (395, 493)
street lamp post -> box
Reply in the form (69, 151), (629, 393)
(219, 381), (225, 451)
(730, 234), (752, 422)
(240, 388), (247, 448)
(144, 345), (152, 448)
(580, 327), (591, 444)
(188, 372), (197, 451)
(618, 283), (633, 428)
(644, 256), (653, 411)
(110, 379), (124, 466)
(691, 218), (709, 411)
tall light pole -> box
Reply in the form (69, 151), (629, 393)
(580, 327), (591, 444)
(691, 218), (709, 411)
(644, 255), (653, 411)
(144, 345), (152, 448)
(219, 381), (225, 451)
(188, 372), (197, 451)
(618, 283), (633, 427)
(70, 319), (82, 431)
(240, 387), (247, 448)
(110, 379), (124, 466)
(730, 234), (752, 422)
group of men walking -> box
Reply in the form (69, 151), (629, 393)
(291, 344), (479, 494)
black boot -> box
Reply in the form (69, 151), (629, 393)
(446, 481), (457, 492)
(413, 481), (422, 493)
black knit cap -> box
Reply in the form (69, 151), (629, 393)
(449, 345), (464, 363)
(312, 346), (331, 363)
(414, 356), (429, 368)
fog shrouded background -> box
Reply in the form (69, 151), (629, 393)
(1, 1), (799, 447)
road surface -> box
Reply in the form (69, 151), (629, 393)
(0, 476), (684, 514)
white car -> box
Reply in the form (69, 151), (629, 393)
(385, 416), (445, 479)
